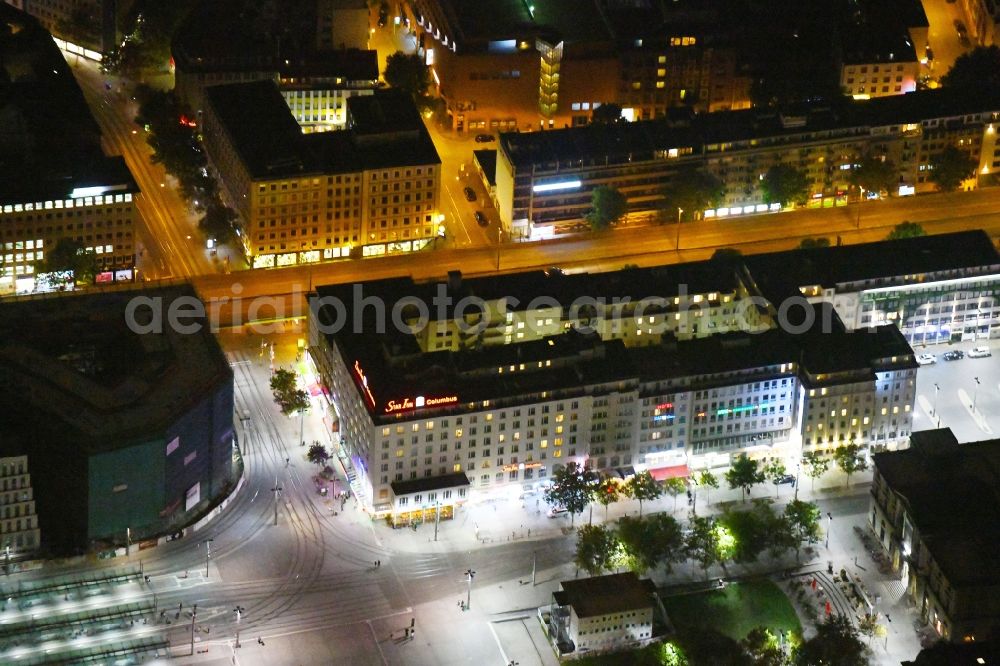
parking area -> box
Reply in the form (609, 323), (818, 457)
(913, 339), (999, 441)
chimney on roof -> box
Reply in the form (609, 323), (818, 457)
(447, 270), (462, 293)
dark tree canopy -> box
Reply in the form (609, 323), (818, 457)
(794, 614), (868, 666)
(384, 51), (431, 97)
(36, 238), (99, 284)
(886, 221), (926, 240)
(761, 165), (810, 207)
(849, 155), (897, 196)
(662, 169), (725, 221)
(586, 186), (628, 230)
(590, 103), (624, 125)
(941, 45), (1000, 90)
(929, 145), (978, 192)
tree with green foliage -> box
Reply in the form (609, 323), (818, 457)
(544, 462), (599, 526)
(929, 145), (978, 192)
(799, 237), (831, 249)
(941, 45), (1000, 90)
(198, 202), (237, 244)
(793, 613), (868, 666)
(763, 459), (788, 498)
(801, 451), (830, 490)
(784, 499), (823, 560)
(761, 164), (810, 207)
(384, 51), (431, 97)
(833, 443), (868, 487)
(664, 477), (687, 512)
(685, 515), (720, 574)
(725, 454), (766, 502)
(886, 221), (926, 240)
(849, 155), (897, 197)
(624, 470), (663, 517)
(696, 470), (719, 509)
(306, 442), (330, 467)
(741, 626), (787, 666)
(590, 102), (624, 125)
(575, 524), (616, 576)
(594, 476), (620, 522)
(585, 186), (628, 230)
(36, 238), (99, 285)
(270, 368), (310, 416)
(661, 168), (725, 222)
(617, 513), (685, 574)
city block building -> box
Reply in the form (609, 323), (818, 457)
(547, 572), (659, 656)
(744, 230), (1000, 346)
(308, 245), (920, 517)
(0, 452), (40, 558)
(496, 88), (1000, 239)
(172, 2), (379, 133)
(0, 3), (138, 295)
(2, 0), (124, 59)
(201, 82), (441, 267)
(0, 285), (236, 555)
(870, 429), (1000, 643)
(399, 0), (751, 133)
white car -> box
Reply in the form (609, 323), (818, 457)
(916, 353), (936, 365)
(968, 346), (992, 358)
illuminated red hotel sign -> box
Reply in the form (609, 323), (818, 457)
(354, 361), (458, 414)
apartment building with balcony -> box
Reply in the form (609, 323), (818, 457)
(495, 88), (1000, 239)
(308, 246), (920, 517)
(201, 82), (441, 267)
(870, 429), (1000, 643)
(0, 3), (138, 295)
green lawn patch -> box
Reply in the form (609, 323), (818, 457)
(661, 579), (801, 642)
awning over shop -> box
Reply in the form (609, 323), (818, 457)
(648, 464), (690, 481)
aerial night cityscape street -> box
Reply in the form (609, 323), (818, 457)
(2, 1), (1000, 665)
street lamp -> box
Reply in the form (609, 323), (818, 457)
(932, 382), (940, 428)
(675, 208), (683, 251)
(972, 377), (981, 414)
(233, 606), (245, 649)
(271, 479), (283, 526)
(201, 538), (214, 578)
(825, 512), (833, 549)
(465, 569), (476, 611)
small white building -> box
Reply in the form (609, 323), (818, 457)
(549, 572), (657, 655)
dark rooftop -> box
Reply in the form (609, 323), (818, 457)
(473, 150), (497, 187)
(313, 253), (917, 419)
(0, 284), (232, 453)
(390, 472), (470, 497)
(0, 4), (137, 204)
(204, 83), (440, 179)
(904, 640), (1000, 666)
(874, 431), (1000, 588)
(499, 88), (1000, 168)
(744, 230), (1000, 304)
(279, 49), (379, 82)
(555, 572), (656, 618)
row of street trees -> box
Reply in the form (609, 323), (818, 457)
(134, 86), (238, 244)
(574, 497), (823, 577)
(545, 450), (863, 528)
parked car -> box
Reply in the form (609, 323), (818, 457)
(474, 134), (495, 143)
(547, 506), (569, 518)
(474, 211), (488, 226)
(775, 474), (796, 486)
(916, 353), (937, 365)
(968, 346), (992, 358)
(942, 350), (965, 361)
(463, 186), (476, 202)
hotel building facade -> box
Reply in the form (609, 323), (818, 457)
(302, 234), (991, 518)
